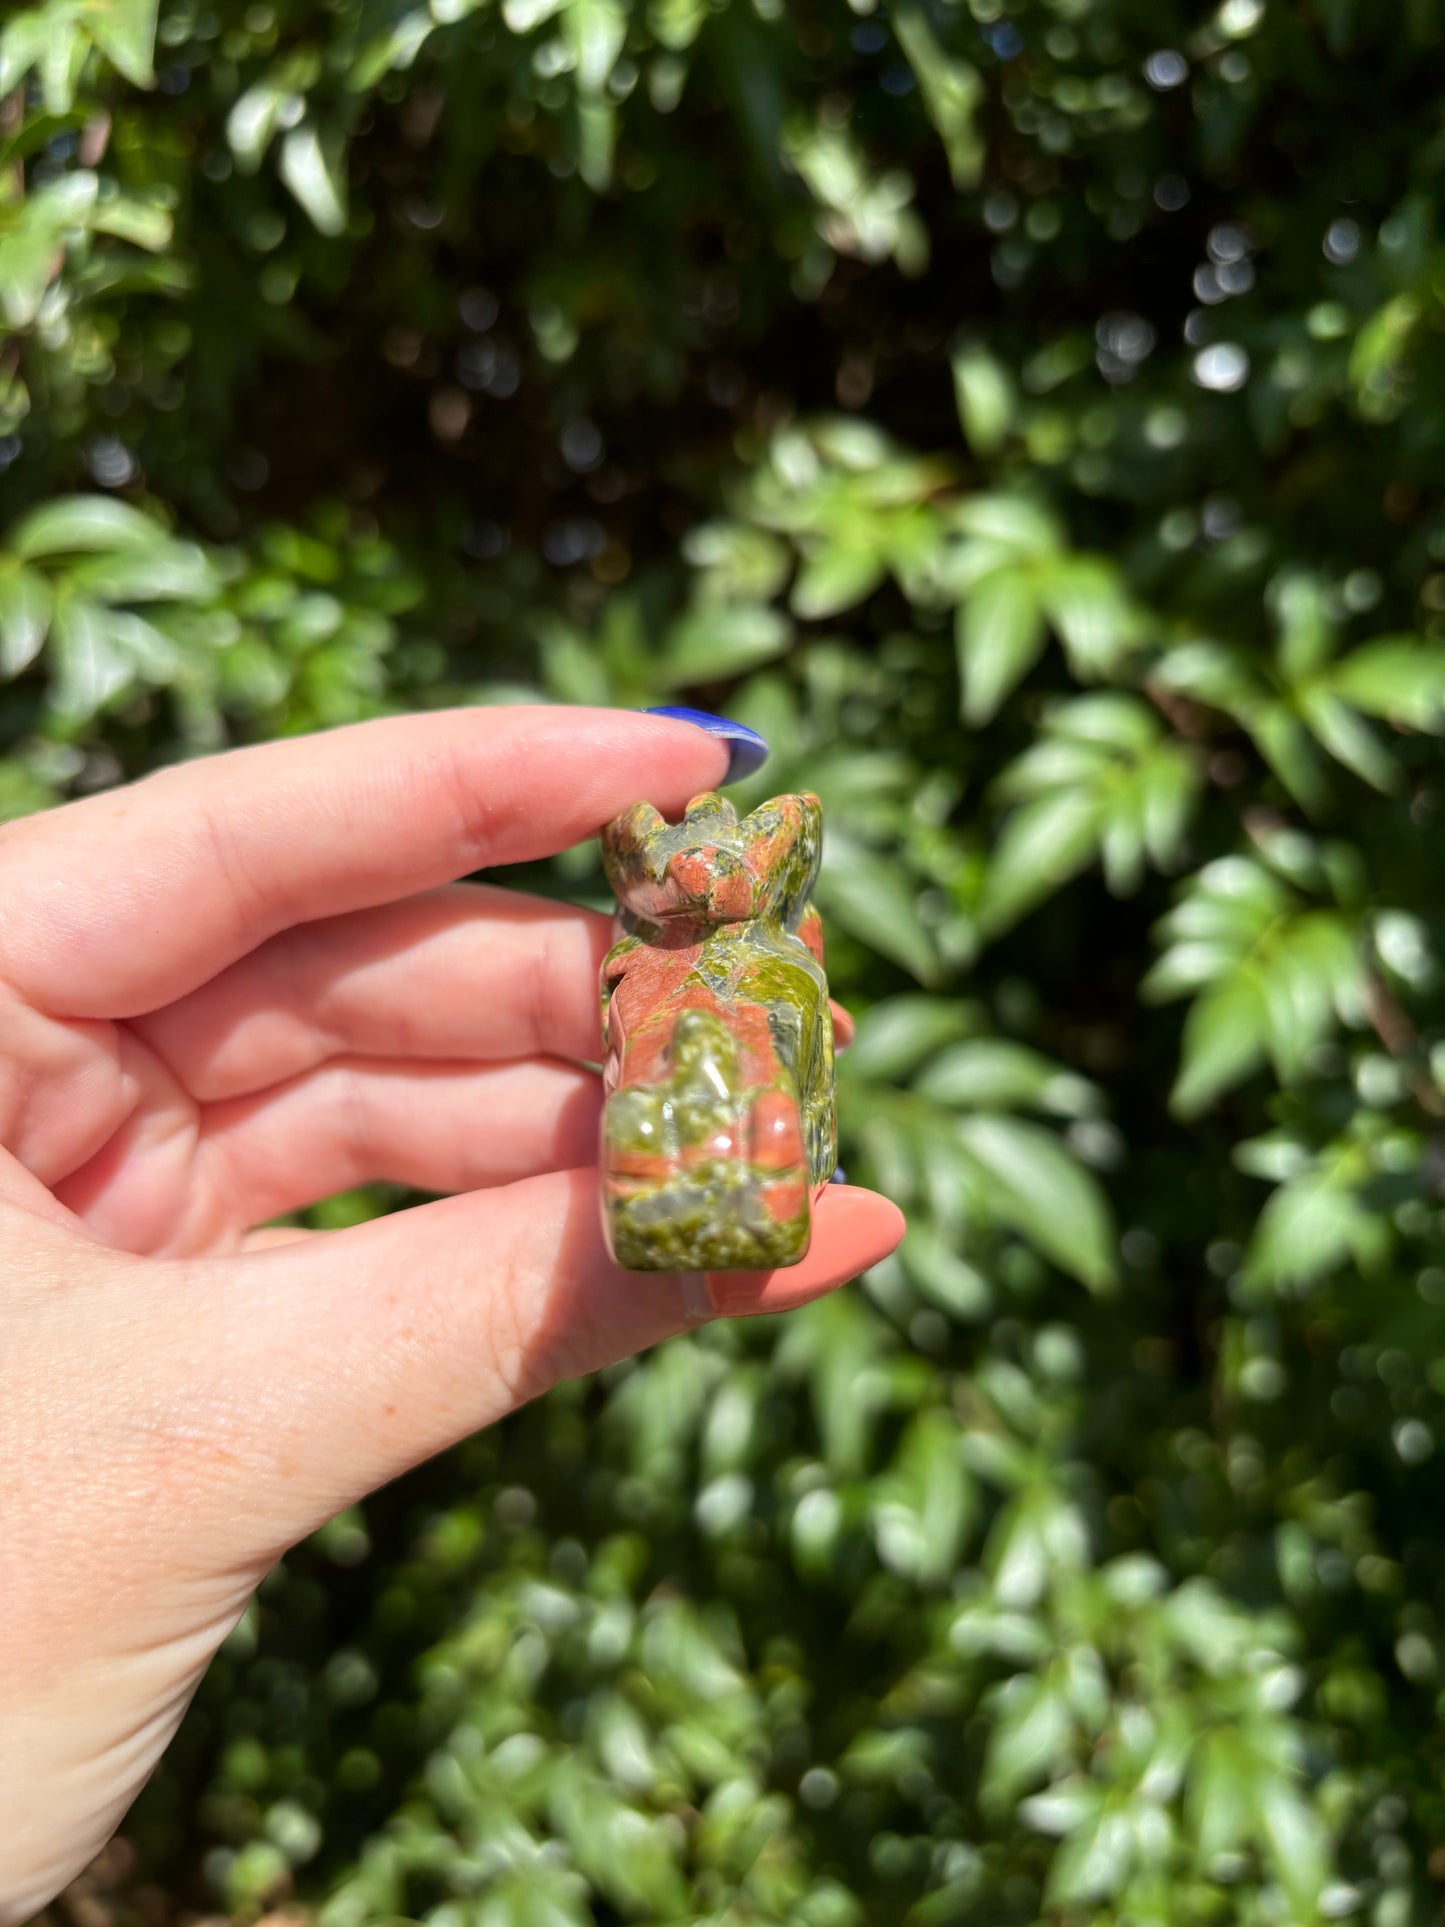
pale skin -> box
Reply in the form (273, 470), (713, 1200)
(0, 707), (904, 1923)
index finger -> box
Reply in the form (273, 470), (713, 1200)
(0, 707), (729, 1018)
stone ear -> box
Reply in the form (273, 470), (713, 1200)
(603, 801), (667, 861)
(601, 802), (669, 910)
(740, 793), (822, 923)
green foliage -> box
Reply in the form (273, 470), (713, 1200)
(14, 0), (1445, 1924)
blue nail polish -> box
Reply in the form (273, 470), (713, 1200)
(830, 1165), (847, 1185)
(644, 705), (769, 783)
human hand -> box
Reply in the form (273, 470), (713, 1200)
(0, 707), (903, 1922)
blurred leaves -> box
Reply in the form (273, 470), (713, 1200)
(1146, 848), (1366, 1117)
(980, 695), (1200, 935)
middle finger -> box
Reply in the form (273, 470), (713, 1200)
(134, 884), (613, 1102)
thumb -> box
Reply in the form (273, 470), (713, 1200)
(147, 1172), (905, 1564)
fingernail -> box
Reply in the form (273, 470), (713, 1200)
(644, 706), (769, 783)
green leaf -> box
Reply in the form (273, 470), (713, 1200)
(892, 6), (983, 188)
(817, 850), (939, 983)
(1299, 686), (1397, 790)
(1152, 638), (1261, 715)
(0, 207), (73, 329)
(1243, 1172), (1371, 1290)
(916, 1040), (1096, 1117)
(899, 1226), (991, 1320)
(873, 1408), (974, 1586)
(0, 8), (49, 94)
(950, 344), (1014, 456)
(1048, 690), (1160, 752)
(1258, 1780), (1328, 1916)
(982, 1673), (1072, 1805)
(1141, 742), (1199, 870)
(567, 0), (627, 95)
(576, 93), (616, 192)
(842, 996), (980, 1080)
(280, 122), (349, 236)
(107, 608), (183, 679)
(11, 495), (160, 559)
(1044, 1808), (1133, 1907)
(1169, 970), (1269, 1117)
(953, 494), (1060, 552)
(977, 785), (1105, 935)
(0, 759), (59, 821)
(227, 83), (290, 169)
(1250, 704), (1329, 814)
(83, 0), (159, 87)
(1019, 1777), (1103, 1838)
(40, 16), (87, 112)
(49, 595), (135, 718)
(662, 603), (790, 684)
(0, 567), (53, 675)
(89, 194), (173, 251)
(1038, 555), (1136, 677)
(791, 544), (887, 620)
(957, 569), (1046, 722)
(1188, 1730), (1254, 1863)
(1273, 570), (1337, 683)
(956, 1114), (1117, 1290)
(69, 542), (215, 603)
(1329, 637), (1445, 729)
(683, 521), (791, 601)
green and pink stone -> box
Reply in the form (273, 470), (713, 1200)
(599, 789), (840, 1272)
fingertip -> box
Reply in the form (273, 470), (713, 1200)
(810, 1183), (906, 1276)
(704, 1185), (905, 1318)
(620, 707), (732, 795)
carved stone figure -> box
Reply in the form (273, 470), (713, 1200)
(599, 790), (838, 1271)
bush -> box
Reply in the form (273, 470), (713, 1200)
(12, 0), (1445, 1921)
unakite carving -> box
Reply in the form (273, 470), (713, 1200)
(599, 790), (837, 1272)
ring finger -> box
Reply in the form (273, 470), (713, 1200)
(201, 1056), (603, 1237)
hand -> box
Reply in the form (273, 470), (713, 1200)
(0, 707), (903, 1922)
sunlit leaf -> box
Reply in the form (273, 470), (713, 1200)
(957, 568), (1046, 722)
(893, 6), (983, 188)
(1243, 1171), (1373, 1290)
(11, 495), (159, 558)
(49, 595), (134, 717)
(1169, 971), (1270, 1117)
(1044, 1807), (1133, 1907)
(982, 1673), (1072, 1805)
(916, 1040), (1097, 1117)
(818, 848), (939, 983)
(791, 544), (887, 620)
(899, 1225), (991, 1320)
(977, 785), (1104, 935)
(1259, 1780), (1329, 1916)
(1329, 636), (1445, 730)
(0, 567), (53, 675)
(280, 121), (348, 235)
(662, 603), (790, 684)
(842, 996), (980, 1080)
(956, 1114), (1117, 1290)
(83, 0), (159, 87)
